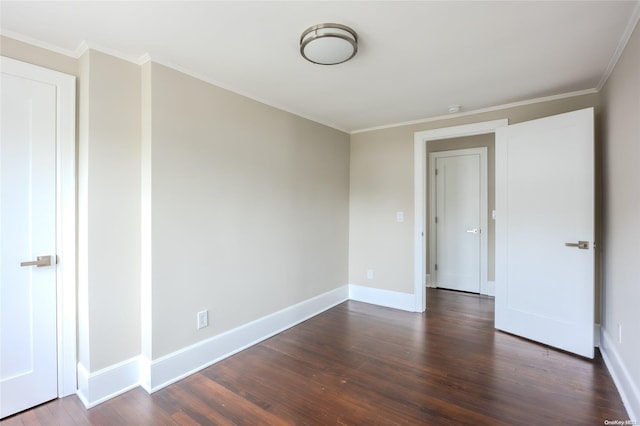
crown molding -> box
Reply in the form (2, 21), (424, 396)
(0, 29), (78, 58)
(1, 28), (617, 136)
(596, 1), (640, 91)
(75, 40), (149, 66)
(350, 89), (598, 135)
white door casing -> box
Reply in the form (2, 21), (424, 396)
(429, 148), (488, 294)
(0, 56), (77, 417)
(495, 108), (594, 358)
(414, 119), (507, 312)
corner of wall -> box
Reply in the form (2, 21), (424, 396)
(600, 328), (639, 422)
(348, 284), (416, 312)
(76, 358), (140, 409)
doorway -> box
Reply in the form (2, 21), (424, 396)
(413, 119), (507, 312)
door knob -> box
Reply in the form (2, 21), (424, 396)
(20, 255), (52, 267)
(466, 228), (480, 234)
(564, 241), (589, 250)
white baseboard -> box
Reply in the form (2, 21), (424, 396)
(480, 280), (495, 296)
(77, 357), (140, 408)
(600, 328), (639, 422)
(426, 274), (437, 288)
(146, 285), (349, 393)
(348, 284), (415, 312)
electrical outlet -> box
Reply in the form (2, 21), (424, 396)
(618, 323), (622, 344)
(197, 310), (209, 330)
(367, 269), (374, 280)
(396, 211), (404, 222)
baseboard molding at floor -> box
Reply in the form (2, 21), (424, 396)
(426, 274), (436, 288)
(146, 285), (349, 393)
(600, 329), (639, 422)
(486, 281), (495, 296)
(76, 357), (140, 408)
(349, 284), (415, 312)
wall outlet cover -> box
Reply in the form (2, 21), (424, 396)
(197, 310), (209, 329)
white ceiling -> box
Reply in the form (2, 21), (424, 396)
(2, 1), (639, 133)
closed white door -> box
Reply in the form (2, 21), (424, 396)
(495, 108), (594, 358)
(1, 70), (58, 417)
(431, 148), (487, 293)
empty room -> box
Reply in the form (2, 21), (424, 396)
(1, 1), (638, 424)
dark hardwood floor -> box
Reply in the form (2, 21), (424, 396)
(2, 289), (629, 425)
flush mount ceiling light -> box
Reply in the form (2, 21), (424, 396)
(300, 23), (358, 65)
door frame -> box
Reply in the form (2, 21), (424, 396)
(429, 147), (488, 294)
(413, 119), (507, 312)
(2, 56), (77, 397)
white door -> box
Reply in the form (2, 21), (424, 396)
(1, 68), (59, 417)
(431, 148), (487, 293)
(495, 108), (594, 358)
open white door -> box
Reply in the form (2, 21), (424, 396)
(495, 108), (594, 358)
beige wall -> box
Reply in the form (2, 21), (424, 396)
(2, 36), (350, 379)
(601, 21), (640, 412)
(426, 133), (495, 282)
(349, 93), (600, 299)
(146, 63), (350, 358)
(78, 50), (142, 370)
(0, 36), (77, 76)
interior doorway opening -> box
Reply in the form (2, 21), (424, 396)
(413, 119), (508, 312)
(428, 141), (491, 296)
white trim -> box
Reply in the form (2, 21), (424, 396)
(145, 286), (349, 393)
(0, 30), (78, 58)
(429, 147), (488, 296)
(348, 285), (416, 312)
(353, 90), (594, 134)
(75, 40), (149, 66)
(594, 324), (601, 348)
(414, 119), (508, 313)
(597, 2), (640, 91)
(140, 60), (153, 393)
(600, 330), (639, 422)
(483, 281), (496, 297)
(77, 358), (140, 409)
(426, 274), (436, 288)
(414, 138), (427, 312)
(1, 56), (77, 398)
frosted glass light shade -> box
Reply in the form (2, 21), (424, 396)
(300, 23), (358, 65)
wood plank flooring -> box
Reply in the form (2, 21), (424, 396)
(2, 289), (629, 425)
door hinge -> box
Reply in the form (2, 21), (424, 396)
(435, 216), (438, 224)
(435, 264), (438, 271)
(435, 168), (439, 176)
